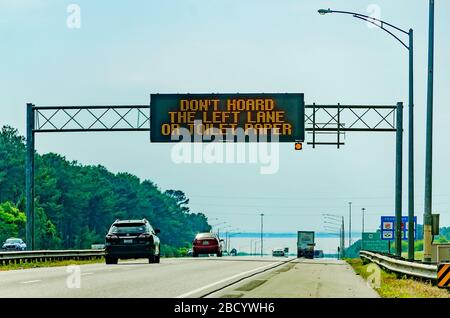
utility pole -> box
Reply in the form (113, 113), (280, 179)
(260, 213), (264, 257)
(362, 208), (366, 250)
(348, 202), (352, 247)
(423, 0), (435, 264)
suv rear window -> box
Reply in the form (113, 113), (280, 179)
(196, 233), (216, 239)
(6, 239), (22, 244)
(110, 223), (147, 234)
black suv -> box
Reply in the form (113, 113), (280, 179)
(105, 219), (161, 264)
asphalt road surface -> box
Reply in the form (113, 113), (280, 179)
(208, 258), (379, 298)
(0, 257), (378, 298)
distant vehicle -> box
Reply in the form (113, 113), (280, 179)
(230, 248), (237, 256)
(104, 219), (160, 264)
(192, 232), (223, 257)
(2, 238), (26, 251)
(272, 248), (285, 257)
(91, 244), (105, 250)
(314, 250), (324, 258)
(297, 231), (315, 259)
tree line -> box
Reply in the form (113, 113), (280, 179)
(0, 126), (211, 254)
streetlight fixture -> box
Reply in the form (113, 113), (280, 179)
(215, 222), (228, 238)
(318, 8), (414, 259)
(323, 213), (345, 258)
(318, 8), (332, 16)
(323, 214), (342, 223)
(211, 221), (227, 228)
(226, 228), (240, 253)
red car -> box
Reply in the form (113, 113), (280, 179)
(192, 233), (223, 257)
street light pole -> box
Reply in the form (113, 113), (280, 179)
(226, 228), (239, 254)
(341, 216), (345, 258)
(349, 202), (352, 247)
(253, 240), (259, 256)
(318, 8), (413, 259)
(260, 213), (264, 257)
(225, 232), (228, 253)
(408, 28), (415, 261)
(362, 208), (366, 250)
(423, 0), (435, 264)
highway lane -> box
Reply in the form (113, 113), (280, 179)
(208, 258), (379, 298)
(0, 257), (291, 298)
(0, 257), (378, 298)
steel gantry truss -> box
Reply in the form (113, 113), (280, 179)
(25, 102), (403, 250)
(305, 103), (399, 148)
(33, 105), (151, 132)
(26, 104), (151, 249)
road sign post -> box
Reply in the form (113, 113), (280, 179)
(395, 102), (404, 256)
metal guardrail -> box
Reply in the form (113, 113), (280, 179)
(0, 250), (105, 265)
(360, 250), (438, 281)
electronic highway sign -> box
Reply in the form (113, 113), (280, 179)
(150, 93), (305, 142)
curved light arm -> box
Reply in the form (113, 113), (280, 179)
(352, 15), (409, 50)
(318, 8), (410, 50)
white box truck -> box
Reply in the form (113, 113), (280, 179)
(297, 231), (315, 259)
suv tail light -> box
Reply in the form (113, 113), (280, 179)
(105, 234), (119, 241)
(138, 233), (152, 239)
(138, 233), (154, 244)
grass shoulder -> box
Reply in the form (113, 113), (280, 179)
(346, 258), (449, 298)
(0, 258), (104, 271)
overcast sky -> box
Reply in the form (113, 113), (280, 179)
(1, 0), (449, 236)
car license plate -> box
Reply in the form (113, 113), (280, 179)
(124, 239), (133, 244)
(202, 241), (209, 245)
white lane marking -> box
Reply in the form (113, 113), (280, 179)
(20, 280), (42, 284)
(176, 261), (282, 298)
(81, 272), (93, 276)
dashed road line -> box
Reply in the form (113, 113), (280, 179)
(20, 280), (42, 284)
(176, 258), (295, 298)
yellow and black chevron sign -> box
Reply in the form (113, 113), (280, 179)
(437, 263), (450, 288)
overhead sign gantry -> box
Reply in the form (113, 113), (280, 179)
(25, 97), (403, 253)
